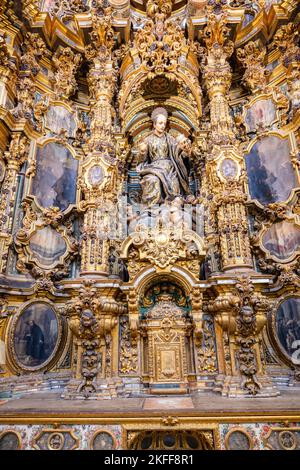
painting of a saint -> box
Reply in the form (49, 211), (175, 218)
(45, 105), (77, 137)
(25, 320), (45, 361)
(245, 98), (276, 132)
(29, 226), (67, 267)
(31, 142), (78, 211)
(275, 298), (300, 359)
(13, 303), (59, 368)
(262, 221), (300, 260)
(245, 136), (296, 205)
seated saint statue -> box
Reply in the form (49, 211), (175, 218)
(137, 107), (193, 208)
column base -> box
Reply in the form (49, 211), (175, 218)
(213, 373), (280, 398)
(79, 271), (108, 279)
(222, 266), (255, 273)
(61, 377), (128, 400)
(190, 374), (217, 393)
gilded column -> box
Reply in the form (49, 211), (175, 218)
(201, 14), (253, 272)
(0, 32), (16, 109)
(79, 0), (118, 277)
(208, 277), (278, 397)
(63, 281), (126, 399)
(0, 134), (29, 273)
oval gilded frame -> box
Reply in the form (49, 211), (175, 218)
(90, 430), (117, 450)
(267, 295), (300, 368)
(0, 430), (22, 450)
(225, 427), (254, 450)
(6, 300), (64, 373)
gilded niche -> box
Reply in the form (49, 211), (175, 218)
(136, 107), (193, 208)
(141, 295), (193, 393)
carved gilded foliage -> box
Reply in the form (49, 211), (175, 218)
(51, 47), (82, 100)
(14, 200), (78, 289)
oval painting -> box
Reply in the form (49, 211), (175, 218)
(13, 303), (59, 368)
(226, 430), (251, 450)
(262, 221), (300, 261)
(0, 432), (21, 450)
(29, 226), (67, 268)
(220, 158), (238, 179)
(91, 431), (115, 450)
(275, 298), (300, 360)
(31, 142), (78, 211)
(245, 136), (296, 205)
(88, 165), (104, 186)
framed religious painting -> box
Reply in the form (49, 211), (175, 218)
(28, 226), (68, 268)
(244, 96), (278, 133)
(90, 430), (117, 450)
(44, 103), (77, 137)
(260, 220), (300, 263)
(7, 301), (63, 372)
(244, 134), (298, 205)
(225, 428), (254, 450)
(0, 431), (22, 450)
(30, 141), (79, 212)
(269, 297), (300, 366)
(33, 429), (79, 450)
(263, 427), (300, 450)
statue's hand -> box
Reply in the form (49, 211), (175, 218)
(185, 194), (197, 204)
(138, 141), (148, 156)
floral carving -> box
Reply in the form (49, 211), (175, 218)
(51, 47), (82, 100)
(237, 41), (269, 93)
(209, 277), (271, 395)
(119, 316), (138, 375)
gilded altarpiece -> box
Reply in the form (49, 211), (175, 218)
(0, 0), (300, 450)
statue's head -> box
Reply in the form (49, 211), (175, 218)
(81, 309), (95, 327)
(151, 107), (168, 134)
